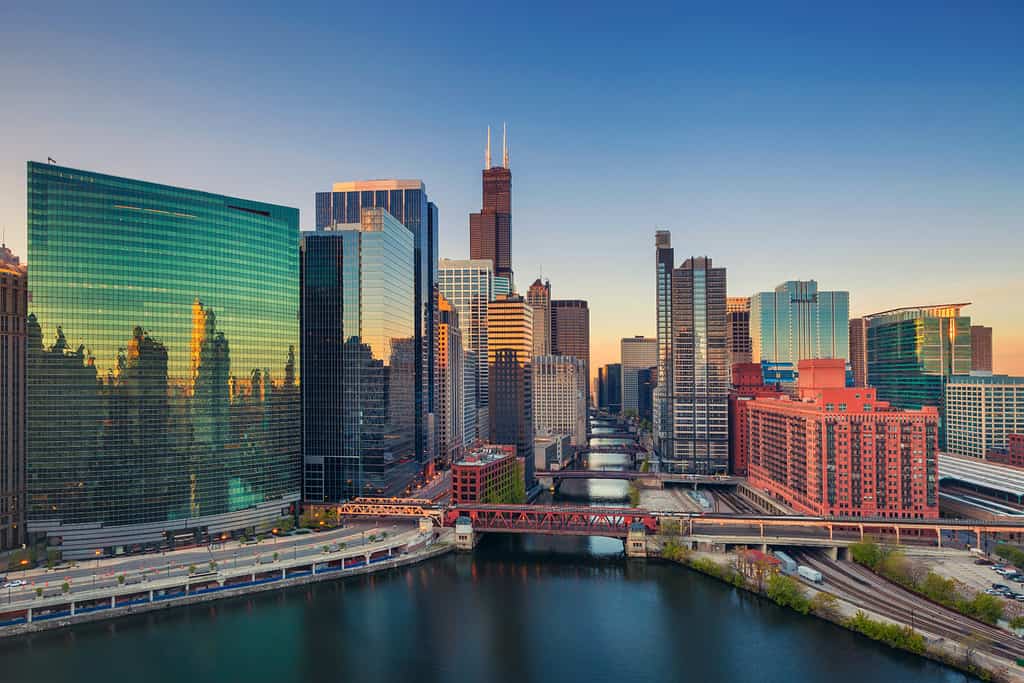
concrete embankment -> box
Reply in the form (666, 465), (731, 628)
(0, 532), (453, 639)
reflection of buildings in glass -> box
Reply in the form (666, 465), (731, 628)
(26, 162), (300, 557)
(0, 244), (27, 550)
(487, 295), (535, 487)
(301, 208), (417, 502)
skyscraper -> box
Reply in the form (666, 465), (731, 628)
(486, 295), (534, 487)
(598, 363), (622, 414)
(527, 278), (551, 357)
(636, 366), (657, 424)
(470, 125), (513, 281)
(620, 336), (657, 416)
(439, 258), (494, 440)
(971, 325), (993, 373)
(27, 162), (300, 557)
(669, 256), (729, 474)
(302, 208), (418, 501)
(865, 303), (972, 446)
(551, 299), (590, 398)
(437, 293), (465, 467)
(533, 355), (587, 447)
(749, 280), (849, 388)
(314, 180), (437, 473)
(849, 317), (869, 387)
(654, 230), (674, 458)
(726, 296), (752, 367)
(0, 244), (26, 550)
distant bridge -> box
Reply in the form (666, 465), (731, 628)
(537, 470), (741, 487)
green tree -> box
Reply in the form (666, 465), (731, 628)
(188, 564), (197, 575)
(966, 592), (1004, 625)
(61, 582), (70, 594)
(810, 591), (841, 620)
(849, 539), (884, 569)
(628, 482), (641, 508)
(766, 574), (811, 614)
(117, 574), (126, 585)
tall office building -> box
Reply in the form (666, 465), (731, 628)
(314, 180), (438, 473)
(849, 317), (869, 387)
(669, 257), (729, 474)
(437, 293), (465, 467)
(470, 126), (513, 281)
(726, 296), (752, 367)
(971, 325), (993, 373)
(527, 278), (551, 357)
(0, 244), (26, 550)
(551, 299), (590, 398)
(945, 375), (1024, 459)
(745, 360), (939, 518)
(620, 336), (657, 416)
(533, 355), (587, 447)
(749, 280), (849, 387)
(637, 367), (657, 424)
(865, 303), (971, 446)
(301, 209), (418, 501)
(439, 258), (494, 440)
(654, 230), (674, 458)
(486, 295), (534, 487)
(598, 363), (622, 414)
(27, 163), (300, 557)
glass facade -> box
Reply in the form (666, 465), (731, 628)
(26, 163), (300, 556)
(301, 209), (418, 501)
(315, 182), (436, 469)
(866, 304), (972, 446)
(749, 280), (849, 388)
(654, 231), (673, 455)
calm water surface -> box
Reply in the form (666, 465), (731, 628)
(0, 535), (975, 683)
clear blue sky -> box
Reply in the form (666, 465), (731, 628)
(1, 1), (1022, 375)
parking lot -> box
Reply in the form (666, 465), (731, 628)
(905, 547), (1024, 619)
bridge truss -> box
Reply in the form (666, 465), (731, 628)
(445, 505), (658, 537)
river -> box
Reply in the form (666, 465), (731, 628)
(0, 434), (975, 682)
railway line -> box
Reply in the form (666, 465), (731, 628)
(791, 551), (1024, 662)
(714, 490), (766, 515)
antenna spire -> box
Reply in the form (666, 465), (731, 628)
(502, 122), (509, 168)
(485, 126), (492, 168)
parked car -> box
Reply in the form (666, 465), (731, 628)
(992, 565), (1007, 571)
(992, 583), (1009, 590)
(975, 558), (995, 565)
(3, 579), (26, 589)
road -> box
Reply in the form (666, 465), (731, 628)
(2, 520), (416, 607)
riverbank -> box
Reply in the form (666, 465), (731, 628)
(649, 538), (1019, 682)
(0, 530), (453, 639)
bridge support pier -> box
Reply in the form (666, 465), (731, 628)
(825, 546), (838, 561)
(455, 516), (478, 552)
(626, 526), (647, 558)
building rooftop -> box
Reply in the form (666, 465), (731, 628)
(948, 374), (1024, 385)
(455, 446), (514, 467)
(864, 303), (971, 320)
(938, 452), (1024, 499)
(331, 179), (424, 192)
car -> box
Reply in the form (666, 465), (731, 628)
(993, 565), (1007, 571)
(975, 558), (995, 565)
(985, 588), (1001, 595)
(3, 580), (26, 589)
(993, 583), (1009, 590)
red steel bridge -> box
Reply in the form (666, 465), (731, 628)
(443, 504), (658, 538)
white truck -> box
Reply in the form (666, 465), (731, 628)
(797, 565), (823, 584)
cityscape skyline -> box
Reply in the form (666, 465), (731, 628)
(1, 3), (1022, 382)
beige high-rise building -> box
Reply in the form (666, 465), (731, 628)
(620, 336), (658, 416)
(527, 278), (551, 357)
(0, 244), (26, 550)
(487, 295), (535, 485)
(533, 355), (587, 447)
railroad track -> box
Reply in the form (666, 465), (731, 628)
(792, 551), (1024, 662)
(714, 490), (765, 515)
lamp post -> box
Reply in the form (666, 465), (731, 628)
(93, 549), (101, 589)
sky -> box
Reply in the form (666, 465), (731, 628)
(1, 1), (1022, 380)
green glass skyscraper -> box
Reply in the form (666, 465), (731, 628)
(865, 303), (972, 447)
(27, 162), (300, 558)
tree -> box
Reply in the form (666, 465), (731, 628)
(209, 560), (218, 572)
(188, 564), (197, 575)
(61, 582), (70, 594)
(117, 574), (126, 585)
(849, 539), (884, 569)
(35, 587), (42, 598)
(766, 574), (810, 614)
(810, 591), (841, 620)
(967, 592), (1004, 625)
(273, 552), (279, 562)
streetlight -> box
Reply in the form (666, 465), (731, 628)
(93, 549), (101, 589)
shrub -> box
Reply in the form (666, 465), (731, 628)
(849, 539), (884, 570)
(1010, 615), (1024, 630)
(810, 591), (841, 620)
(117, 574), (125, 585)
(994, 544), (1024, 568)
(61, 582), (70, 594)
(767, 574), (811, 614)
(188, 564), (196, 575)
(35, 587), (42, 598)
(846, 611), (925, 655)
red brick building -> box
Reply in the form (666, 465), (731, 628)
(745, 359), (939, 519)
(990, 434), (1024, 468)
(451, 445), (521, 504)
(728, 363), (783, 475)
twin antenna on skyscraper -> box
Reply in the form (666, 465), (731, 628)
(485, 124), (510, 169)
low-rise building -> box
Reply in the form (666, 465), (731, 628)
(534, 433), (572, 473)
(746, 359), (939, 519)
(451, 444), (522, 504)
